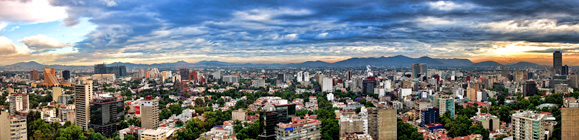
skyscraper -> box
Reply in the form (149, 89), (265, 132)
(554, 51), (562, 75)
(90, 96), (124, 137)
(179, 68), (189, 81)
(9, 94), (29, 115)
(304, 72), (310, 82)
(62, 70), (71, 80)
(512, 111), (546, 140)
(412, 63), (420, 78)
(30, 70), (38, 81)
(75, 83), (90, 131)
(523, 80), (538, 97)
(259, 103), (296, 140)
(94, 64), (127, 77)
(562, 65), (569, 75)
(562, 97), (579, 140)
(501, 67), (509, 78)
(141, 96), (159, 129)
(420, 63), (428, 77)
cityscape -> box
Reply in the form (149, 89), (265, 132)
(1, 0), (579, 140)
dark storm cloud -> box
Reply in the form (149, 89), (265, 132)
(47, 0), (579, 62)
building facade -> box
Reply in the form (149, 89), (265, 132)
(75, 83), (90, 131)
(141, 96), (159, 129)
(275, 115), (321, 140)
(89, 96), (124, 137)
(368, 107), (397, 140)
(511, 111), (545, 140)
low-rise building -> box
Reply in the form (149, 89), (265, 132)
(275, 115), (322, 140)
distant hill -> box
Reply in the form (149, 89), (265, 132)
(0, 55), (546, 71)
(472, 61), (503, 67)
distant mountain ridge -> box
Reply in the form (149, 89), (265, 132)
(0, 55), (547, 71)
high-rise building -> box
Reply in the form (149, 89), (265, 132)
(511, 111), (546, 140)
(339, 114), (366, 135)
(368, 107), (397, 140)
(435, 94), (455, 118)
(94, 64), (127, 77)
(90, 96), (124, 137)
(141, 96), (159, 129)
(62, 70), (71, 81)
(421, 106), (439, 126)
(179, 68), (189, 81)
(562, 97), (579, 140)
(188, 71), (198, 81)
(523, 80), (538, 97)
(275, 115), (321, 140)
(362, 79), (375, 94)
(277, 73), (285, 85)
(303, 72), (310, 82)
(30, 70), (39, 81)
(420, 63), (428, 77)
(259, 103), (296, 140)
(75, 83), (90, 131)
(213, 70), (221, 80)
(569, 73), (579, 88)
(9, 94), (29, 115)
(0, 111), (27, 140)
(297, 71), (303, 82)
(412, 63), (420, 78)
(52, 87), (62, 102)
(347, 70), (352, 81)
(322, 77), (333, 93)
(562, 65), (569, 75)
(554, 51), (562, 75)
(44, 68), (60, 86)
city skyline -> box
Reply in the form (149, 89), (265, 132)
(1, 0), (579, 65)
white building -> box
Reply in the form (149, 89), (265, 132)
(304, 72), (310, 82)
(223, 75), (239, 83)
(322, 77), (333, 92)
(297, 71), (303, 82)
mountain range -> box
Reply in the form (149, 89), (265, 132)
(0, 55), (546, 71)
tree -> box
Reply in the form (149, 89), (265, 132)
(90, 133), (107, 140)
(119, 120), (129, 129)
(398, 119), (424, 139)
(124, 135), (136, 140)
(498, 105), (512, 123)
(176, 120), (184, 127)
(469, 124), (489, 140)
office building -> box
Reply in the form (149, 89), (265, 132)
(259, 103), (296, 140)
(511, 111), (546, 140)
(523, 80), (538, 97)
(9, 94), (29, 115)
(213, 70), (221, 80)
(188, 71), (198, 81)
(275, 115), (321, 140)
(420, 63), (428, 77)
(94, 64), (127, 77)
(412, 63), (420, 78)
(223, 75), (239, 83)
(90, 96), (124, 137)
(322, 77), (333, 92)
(30, 70), (39, 81)
(562, 97), (579, 140)
(179, 68), (189, 81)
(141, 96), (159, 129)
(553, 51), (562, 75)
(75, 83), (90, 131)
(562, 65), (569, 75)
(44, 68), (60, 86)
(52, 87), (62, 102)
(362, 79), (375, 94)
(368, 107), (397, 140)
(277, 73), (285, 85)
(347, 70), (352, 81)
(569, 74), (578, 88)
(62, 70), (71, 81)
(554, 84), (569, 94)
(0, 111), (27, 140)
(421, 107), (439, 126)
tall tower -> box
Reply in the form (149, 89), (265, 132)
(554, 51), (562, 75)
(30, 70), (39, 81)
(75, 83), (90, 131)
(419, 63), (428, 77)
(297, 71), (303, 82)
(411, 64), (420, 78)
(141, 96), (159, 129)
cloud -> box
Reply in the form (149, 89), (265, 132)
(0, 36), (30, 55)
(2, 0), (575, 64)
(19, 34), (71, 51)
(0, 0), (66, 23)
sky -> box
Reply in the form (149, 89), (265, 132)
(1, 0), (579, 66)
